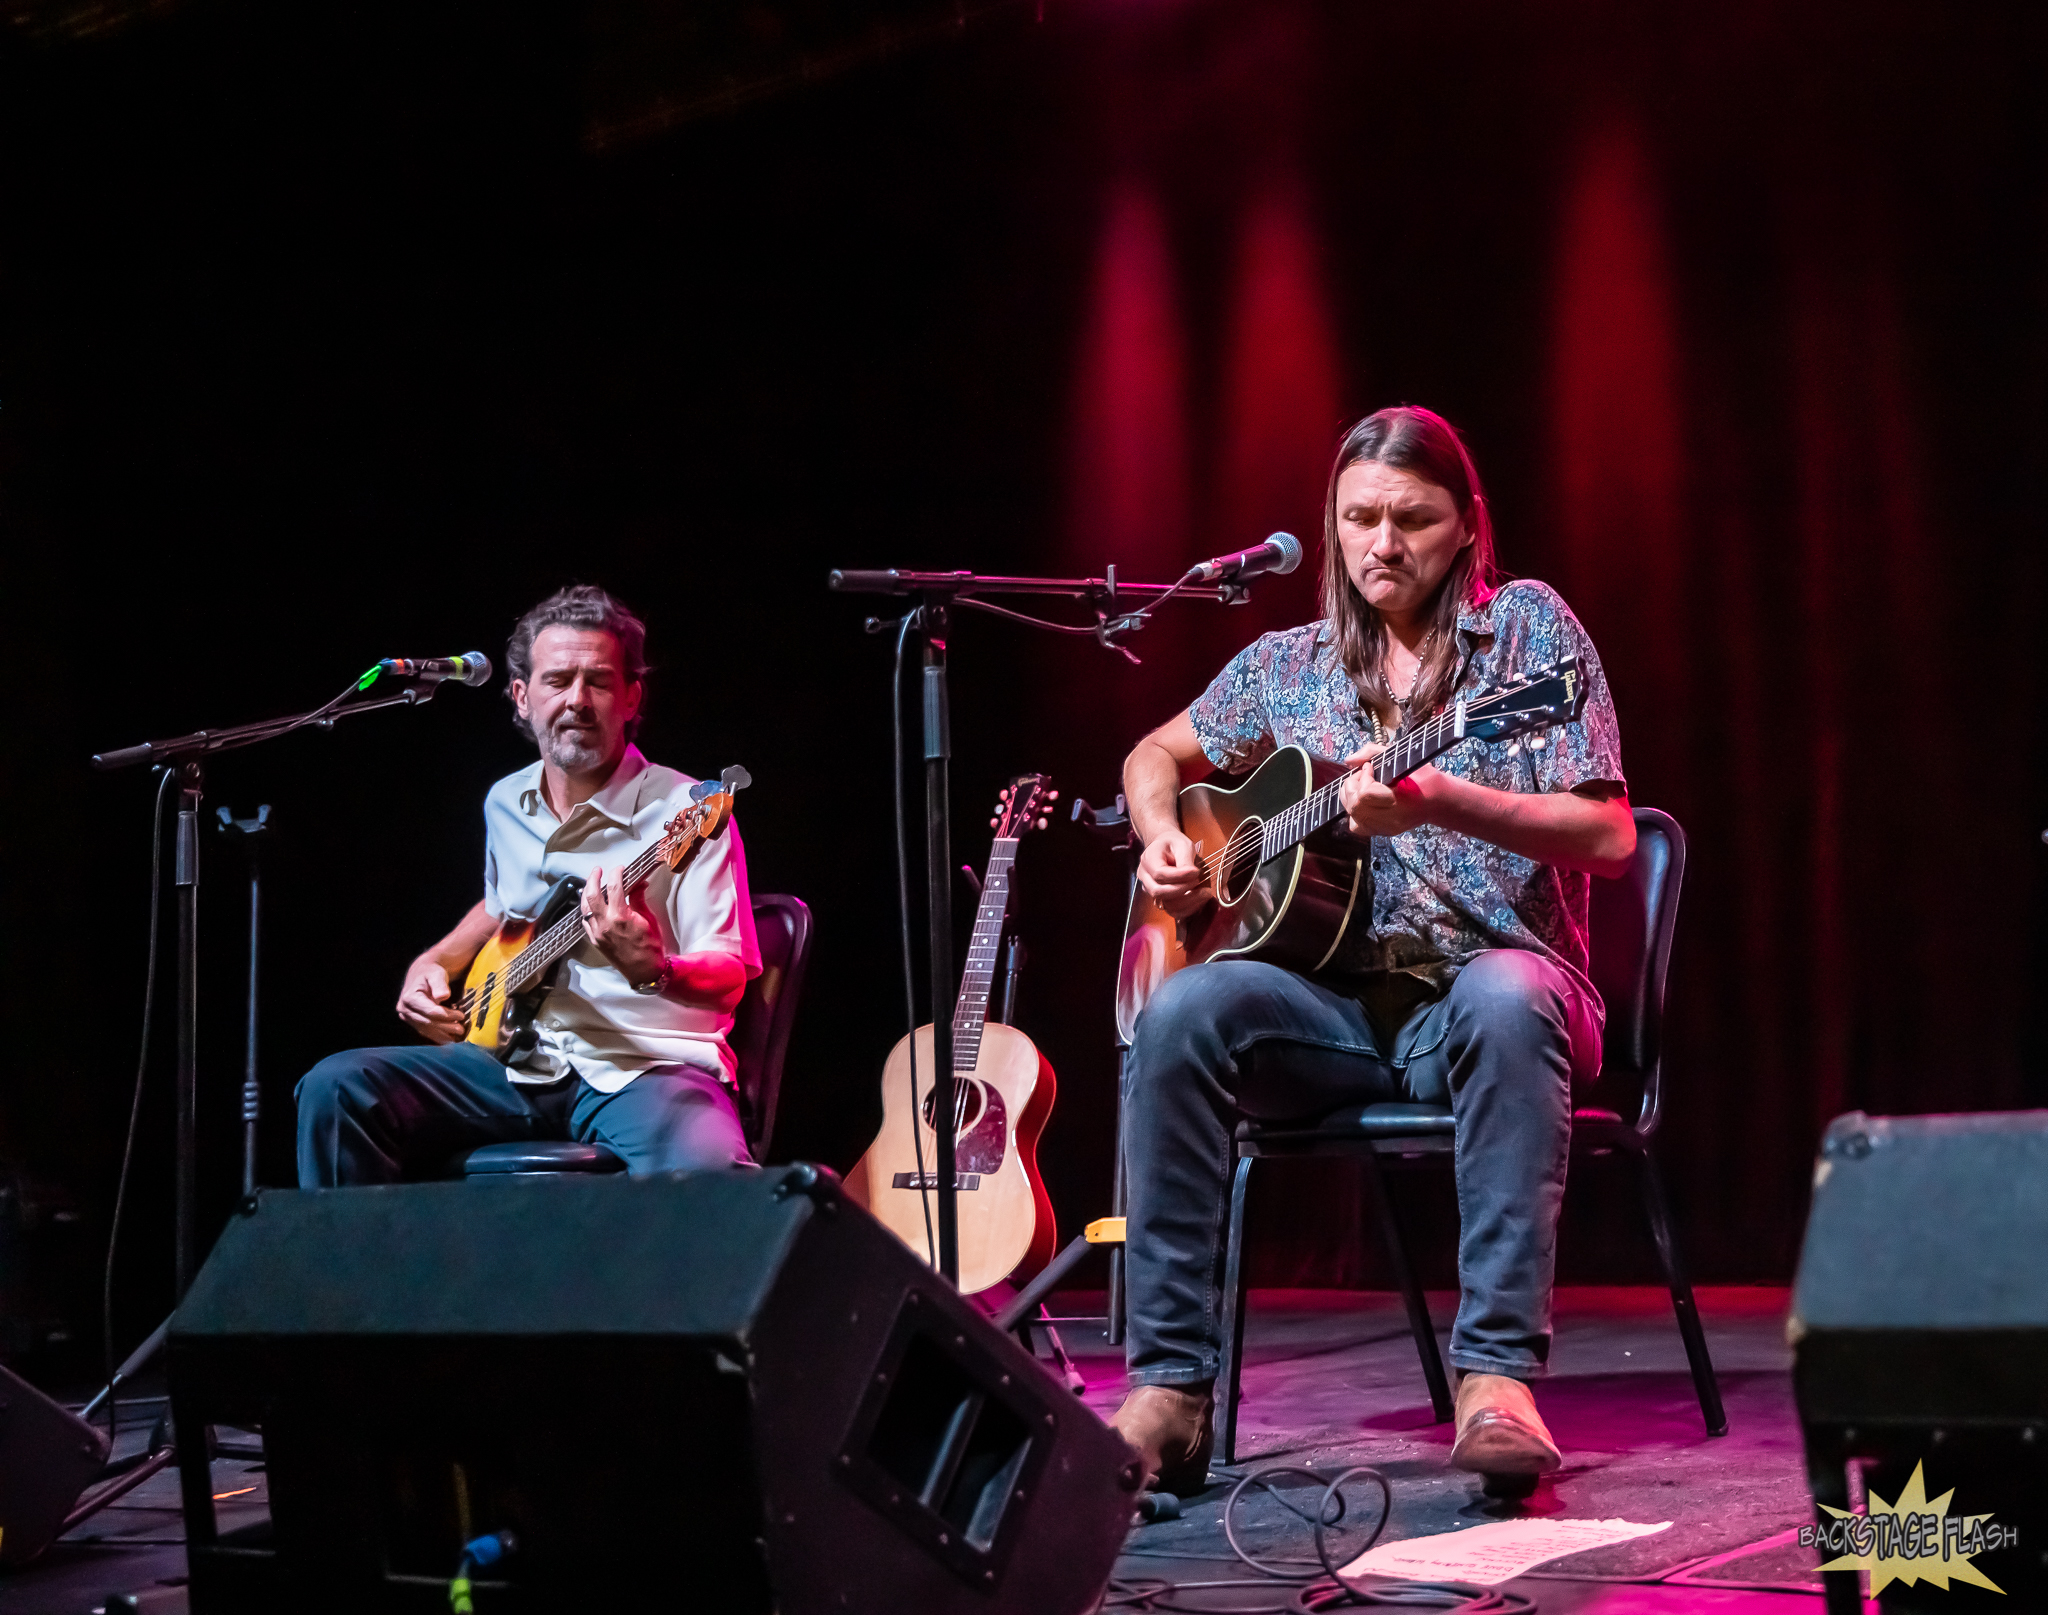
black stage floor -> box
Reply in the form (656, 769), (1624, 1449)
(0, 1285), (1821, 1613)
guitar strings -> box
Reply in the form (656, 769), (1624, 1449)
(496, 822), (690, 995)
(1195, 700), (1477, 882)
(1174, 670), (1565, 903)
(466, 799), (720, 1029)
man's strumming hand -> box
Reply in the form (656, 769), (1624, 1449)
(1138, 829), (1212, 919)
(397, 962), (468, 1044)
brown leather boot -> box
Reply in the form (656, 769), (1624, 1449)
(1449, 1372), (1563, 1476)
(1110, 1383), (1215, 1497)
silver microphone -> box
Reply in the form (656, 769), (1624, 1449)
(1188, 532), (1302, 584)
(380, 653), (493, 685)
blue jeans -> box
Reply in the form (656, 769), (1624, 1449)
(1121, 950), (1600, 1387)
(295, 1041), (753, 1186)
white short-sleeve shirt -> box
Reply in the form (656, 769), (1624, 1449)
(481, 744), (761, 1092)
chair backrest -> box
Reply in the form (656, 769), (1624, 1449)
(1587, 807), (1686, 1130)
(731, 893), (813, 1162)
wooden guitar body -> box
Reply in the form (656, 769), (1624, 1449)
(461, 875), (586, 1059)
(844, 773), (1063, 1296)
(1116, 746), (1370, 1044)
(844, 1020), (1058, 1296)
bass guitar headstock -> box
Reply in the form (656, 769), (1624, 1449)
(1458, 656), (1587, 746)
(989, 773), (1057, 840)
(659, 765), (752, 873)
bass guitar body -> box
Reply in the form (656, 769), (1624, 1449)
(453, 764), (756, 1062)
(461, 875), (585, 1059)
(1116, 746), (1371, 1045)
(845, 1020), (1058, 1296)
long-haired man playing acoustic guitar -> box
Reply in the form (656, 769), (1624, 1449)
(1113, 407), (1636, 1493)
(296, 585), (761, 1184)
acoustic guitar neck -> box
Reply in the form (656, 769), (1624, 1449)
(1256, 697), (1501, 865)
(949, 837), (1018, 1074)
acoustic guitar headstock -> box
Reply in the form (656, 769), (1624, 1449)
(989, 773), (1056, 840)
(659, 765), (751, 872)
(1459, 656), (1587, 745)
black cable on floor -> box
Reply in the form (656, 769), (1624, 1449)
(1102, 1465), (1537, 1614)
(101, 765), (175, 1451)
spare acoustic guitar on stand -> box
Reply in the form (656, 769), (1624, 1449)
(1115, 658), (1588, 1040)
(847, 774), (1060, 1296)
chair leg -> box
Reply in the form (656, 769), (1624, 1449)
(1216, 1156), (1255, 1465)
(1636, 1145), (1728, 1437)
(1361, 1148), (1454, 1424)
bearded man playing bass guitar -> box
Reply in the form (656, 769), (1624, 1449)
(1112, 407), (1636, 1493)
(296, 584), (761, 1185)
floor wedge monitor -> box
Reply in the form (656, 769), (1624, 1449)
(1792, 1110), (2048, 1612)
(0, 1361), (109, 1566)
(169, 1164), (1140, 1613)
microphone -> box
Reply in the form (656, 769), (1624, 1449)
(1188, 531), (1302, 584)
(380, 653), (493, 686)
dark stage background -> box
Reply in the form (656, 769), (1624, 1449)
(3, 0), (2044, 1360)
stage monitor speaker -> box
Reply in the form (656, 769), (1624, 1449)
(169, 1164), (1139, 1614)
(1792, 1110), (2048, 1610)
(0, 1361), (109, 1566)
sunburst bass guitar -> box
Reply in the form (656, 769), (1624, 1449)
(460, 766), (752, 1058)
(846, 774), (1060, 1296)
(1115, 659), (1587, 1043)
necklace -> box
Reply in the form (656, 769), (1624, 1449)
(1385, 628), (1435, 705)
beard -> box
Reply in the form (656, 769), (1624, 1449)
(537, 715), (609, 774)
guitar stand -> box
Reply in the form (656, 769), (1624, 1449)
(992, 792), (1140, 1363)
(959, 867), (1085, 1394)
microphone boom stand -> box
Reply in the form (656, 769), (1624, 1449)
(93, 680), (446, 1296)
(76, 676), (454, 1487)
(829, 563), (1253, 1288)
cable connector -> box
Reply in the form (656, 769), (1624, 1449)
(451, 1530), (517, 1612)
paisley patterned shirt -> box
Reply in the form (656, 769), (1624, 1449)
(1186, 578), (1625, 1014)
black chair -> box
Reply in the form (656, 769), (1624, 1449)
(454, 892), (813, 1177)
(1212, 807), (1724, 1462)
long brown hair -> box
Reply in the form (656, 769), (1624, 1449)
(1319, 405), (1500, 731)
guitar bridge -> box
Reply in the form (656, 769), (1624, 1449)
(890, 1171), (982, 1191)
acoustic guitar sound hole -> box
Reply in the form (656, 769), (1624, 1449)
(920, 1079), (988, 1134)
(1220, 816), (1263, 905)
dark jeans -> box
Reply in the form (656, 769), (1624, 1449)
(295, 1041), (753, 1187)
(1121, 950), (1600, 1388)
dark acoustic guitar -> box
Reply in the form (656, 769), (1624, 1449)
(1115, 658), (1588, 1043)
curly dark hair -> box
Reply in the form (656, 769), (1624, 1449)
(506, 584), (650, 740)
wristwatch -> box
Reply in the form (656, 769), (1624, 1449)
(631, 955), (676, 995)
